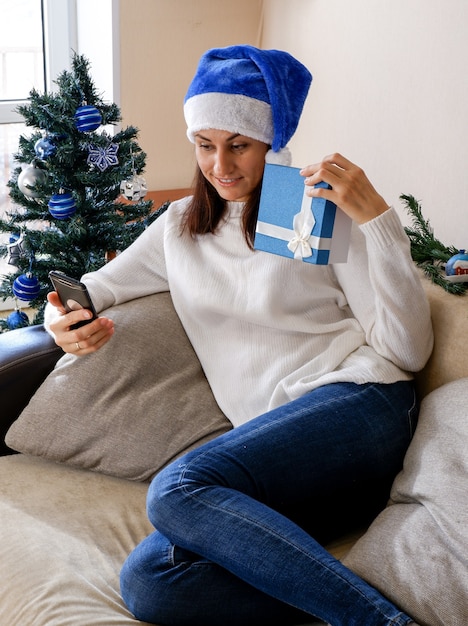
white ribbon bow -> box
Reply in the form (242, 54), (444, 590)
(286, 190), (316, 259)
(256, 188), (342, 262)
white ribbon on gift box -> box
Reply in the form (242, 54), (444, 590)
(256, 187), (333, 260)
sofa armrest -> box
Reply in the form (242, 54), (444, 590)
(0, 325), (63, 455)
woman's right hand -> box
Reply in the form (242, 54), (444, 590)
(47, 291), (115, 356)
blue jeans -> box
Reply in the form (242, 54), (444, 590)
(121, 381), (418, 626)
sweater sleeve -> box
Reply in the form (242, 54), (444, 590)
(79, 209), (171, 313)
(42, 213), (170, 336)
(332, 207), (433, 373)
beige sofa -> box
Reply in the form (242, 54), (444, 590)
(0, 276), (466, 626)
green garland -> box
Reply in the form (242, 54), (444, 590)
(401, 194), (467, 295)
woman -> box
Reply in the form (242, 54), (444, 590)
(47, 46), (431, 625)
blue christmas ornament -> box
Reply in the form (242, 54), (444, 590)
(6, 309), (29, 330)
(74, 105), (102, 132)
(12, 272), (41, 301)
(34, 136), (56, 159)
(48, 191), (77, 220)
(445, 249), (468, 281)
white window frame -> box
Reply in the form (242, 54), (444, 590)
(0, 0), (120, 120)
(0, 0), (78, 124)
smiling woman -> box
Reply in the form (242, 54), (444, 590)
(37, 43), (429, 626)
(194, 130), (268, 203)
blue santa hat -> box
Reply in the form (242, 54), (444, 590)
(184, 45), (312, 165)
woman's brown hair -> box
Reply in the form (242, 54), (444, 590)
(180, 167), (262, 249)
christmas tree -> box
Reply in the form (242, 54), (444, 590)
(0, 53), (155, 331)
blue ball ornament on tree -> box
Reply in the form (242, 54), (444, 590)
(445, 249), (468, 282)
(12, 272), (41, 302)
(48, 191), (77, 220)
(74, 104), (102, 132)
(6, 309), (29, 330)
(34, 136), (57, 159)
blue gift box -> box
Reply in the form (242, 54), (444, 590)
(254, 164), (352, 264)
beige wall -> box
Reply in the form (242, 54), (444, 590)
(261, 0), (468, 248)
(120, 0), (468, 248)
(119, 0), (263, 191)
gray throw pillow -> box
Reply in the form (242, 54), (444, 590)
(6, 292), (232, 481)
(344, 378), (468, 626)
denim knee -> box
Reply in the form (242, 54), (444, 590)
(120, 531), (187, 624)
(146, 454), (197, 531)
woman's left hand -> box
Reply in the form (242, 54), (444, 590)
(300, 153), (389, 225)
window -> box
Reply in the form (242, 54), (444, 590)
(0, 0), (44, 214)
(0, 0), (77, 309)
(0, 0), (45, 109)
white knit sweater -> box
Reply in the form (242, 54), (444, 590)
(47, 198), (433, 427)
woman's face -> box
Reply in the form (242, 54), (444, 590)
(194, 129), (269, 202)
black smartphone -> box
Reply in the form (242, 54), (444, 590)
(48, 271), (98, 329)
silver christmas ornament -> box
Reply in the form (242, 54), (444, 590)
(6, 233), (26, 266)
(17, 163), (47, 198)
(120, 174), (147, 201)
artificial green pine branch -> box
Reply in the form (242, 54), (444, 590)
(401, 193), (467, 295)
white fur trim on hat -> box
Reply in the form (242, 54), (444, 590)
(184, 92), (273, 145)
(265, 147), (292, 166)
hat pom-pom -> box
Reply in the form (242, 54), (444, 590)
(265, 147), (292, 166)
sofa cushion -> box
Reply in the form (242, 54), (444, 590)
(416, 279), (468, 398)
(0, 454), (155, 626)
(5, 292), (232, 481)
(344, 378), (468, 626)
(0, 454), (324, 626)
